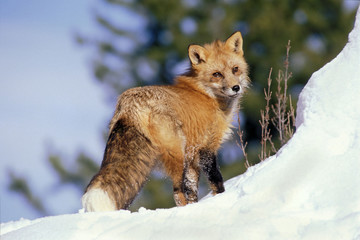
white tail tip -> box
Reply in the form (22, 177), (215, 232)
(82, 188), (116, 212)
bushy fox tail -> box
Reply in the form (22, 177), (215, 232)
(82, 118), (157, 211)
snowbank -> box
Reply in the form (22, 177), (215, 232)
(2, 6), (360, 240)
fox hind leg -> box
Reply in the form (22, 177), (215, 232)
(161, 151), (188, 206)
(169, 158), (200, 206)
(173, 184), (187, 206)
(183, 163), (200, 203)
(172, 171), (187, 206)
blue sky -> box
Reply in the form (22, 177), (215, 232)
(0, 0), (114, 222)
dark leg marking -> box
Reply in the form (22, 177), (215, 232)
(199, 149), (224, 194)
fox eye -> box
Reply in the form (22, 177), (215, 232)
(232, 66), (239, 74)
(213, 72), (223, 78)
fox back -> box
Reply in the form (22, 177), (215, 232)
(82, 32), (249, 211)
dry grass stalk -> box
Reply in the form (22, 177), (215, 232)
(283, 41), (294, 142)
(271, 40), (294, 146)
(237, 115), (250, 168)
(240, 40), (296, 168)
(259, 68), (276, 161)
(259, 40), (295, 162)
(285, 95), (296, 140)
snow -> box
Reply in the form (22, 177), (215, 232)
(2, 6), (360, 240)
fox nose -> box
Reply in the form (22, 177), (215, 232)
(232, 85), (240, 92)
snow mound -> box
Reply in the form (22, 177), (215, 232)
(2, 6), (360, 240)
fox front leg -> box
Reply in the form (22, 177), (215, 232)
(199, 149), (225, 194)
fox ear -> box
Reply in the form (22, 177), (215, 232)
(188, 45), (208, 65)
(225, 31), (244, 56)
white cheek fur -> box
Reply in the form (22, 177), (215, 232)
(239, 74), (249, 92)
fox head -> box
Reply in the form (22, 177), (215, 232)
(187, 32), (250, 99)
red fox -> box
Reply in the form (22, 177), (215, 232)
(82, 32), (250, 211)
